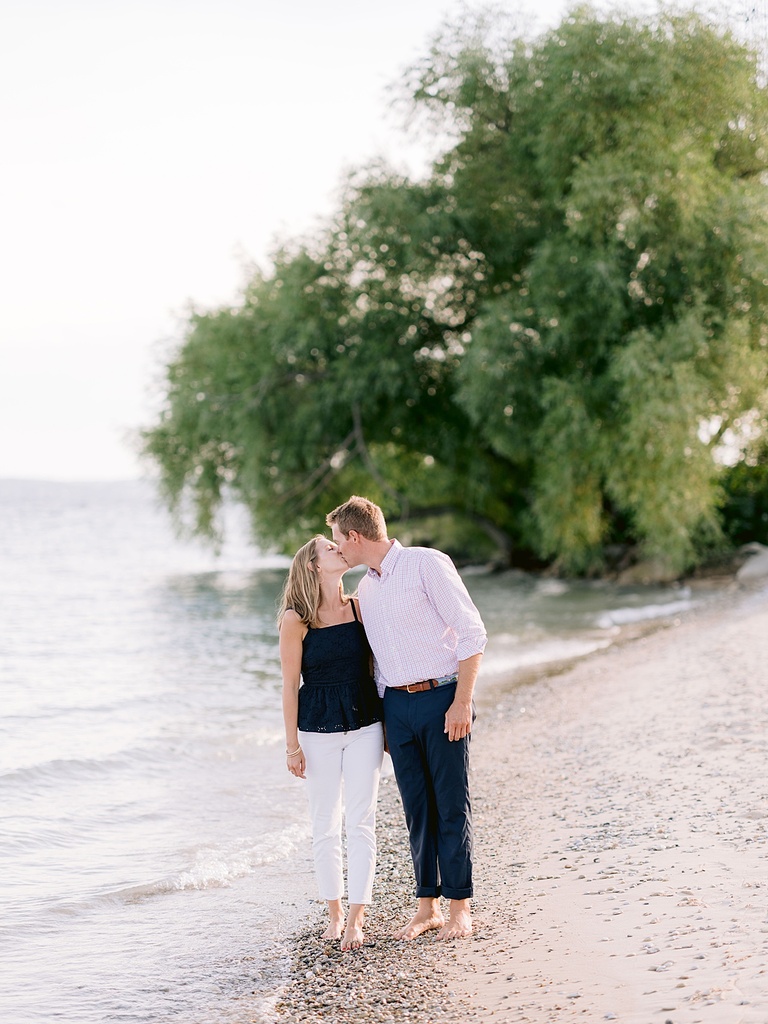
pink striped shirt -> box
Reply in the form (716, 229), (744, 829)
(357, 540), (487, 695)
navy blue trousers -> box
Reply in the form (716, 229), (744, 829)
(383, 681), (473, 900)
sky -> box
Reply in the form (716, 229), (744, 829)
(0, 0), (656, 480)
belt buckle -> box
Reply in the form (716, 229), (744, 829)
(406, 678), (436, 692)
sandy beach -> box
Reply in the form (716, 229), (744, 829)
(274, 582), (768, 1024)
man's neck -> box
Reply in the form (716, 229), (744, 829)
(367, 538), (394, 575)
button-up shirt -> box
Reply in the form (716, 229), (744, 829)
(357, 540), (487, 696)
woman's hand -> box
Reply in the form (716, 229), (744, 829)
(286, 747), (306, 779)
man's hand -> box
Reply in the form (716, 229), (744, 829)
(444, 699), (473, 741)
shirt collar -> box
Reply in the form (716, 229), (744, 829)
(367, 538), (401, 581)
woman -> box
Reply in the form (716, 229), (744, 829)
(278, 535), (384, 951)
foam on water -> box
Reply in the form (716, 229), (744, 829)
(480, 635), (614, 680)
(43, 821), (314, 915)
(594, 595), (694, 628)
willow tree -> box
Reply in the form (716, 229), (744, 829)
(143, 6), (768, 572)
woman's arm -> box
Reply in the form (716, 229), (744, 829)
(279, 610), (307, 779)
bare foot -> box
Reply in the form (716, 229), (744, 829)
(342, 903), (366, 951)
(436, 901), (472, 940)
(393, 899), (444, 940)
(321, 918), (344, 940)
(341, 921), (364, 951)
(322, 899), (345, 940)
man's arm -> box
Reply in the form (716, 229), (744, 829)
(420, 551), (487, 662)
(444, 652), (483, 741)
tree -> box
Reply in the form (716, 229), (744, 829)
(143, 6), (768, 573)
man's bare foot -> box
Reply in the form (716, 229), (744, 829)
(393, 898), (444, 940)
(436, 899), (472, 940)
(322, 899), (345, 940)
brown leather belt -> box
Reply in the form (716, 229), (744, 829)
(389, 675), (458, 694)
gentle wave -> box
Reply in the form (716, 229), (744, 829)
(594, 596), (693, 628)
(0, 754), (134, 789)
(0, 744), (202, 791)
(0, 825), (85, 852)
(481, 636), (613, 680)
(480, 593), (696, 681)
(51, 824), (311, 913)
(0, 728), (287, 793)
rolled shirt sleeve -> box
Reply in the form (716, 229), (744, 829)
(418, 549), (488, 662)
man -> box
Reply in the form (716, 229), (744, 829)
(326, 495), (486, 940)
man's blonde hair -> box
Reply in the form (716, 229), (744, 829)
(326, 495), (387, 541)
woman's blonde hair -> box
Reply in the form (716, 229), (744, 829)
(277, 534), (348, 628)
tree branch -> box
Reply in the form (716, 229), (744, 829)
(277, 428), (356, 505)
(351, 403), (410, 520)
(395, 503), (514, 562)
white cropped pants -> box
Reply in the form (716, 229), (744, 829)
(299, 722), (384, 905)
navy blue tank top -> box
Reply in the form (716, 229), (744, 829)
(298, 601), (382, 733)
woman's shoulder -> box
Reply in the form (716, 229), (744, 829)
(280, 609), (308, 637)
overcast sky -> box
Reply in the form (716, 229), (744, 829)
(0, 0), (674, 480)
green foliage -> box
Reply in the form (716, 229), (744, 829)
(720, 442), (768, 544)
(143, 5), (768, 573)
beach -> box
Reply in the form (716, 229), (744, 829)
(7, 479), (740, 1024)
(274, 582), (768, 1023)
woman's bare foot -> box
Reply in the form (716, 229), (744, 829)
(341, 920), (364, 950)
(341, 903), (366, 951)
(322, 919), (344, 939)
(393, 897), (444, 940)
(321, 899), (345, 940)
(436, 899), (472, 940)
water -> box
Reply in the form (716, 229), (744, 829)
(0, 480), (720, 1023)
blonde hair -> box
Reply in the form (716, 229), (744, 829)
(326, 495), (387, 541)
(277, 534), (348, 629)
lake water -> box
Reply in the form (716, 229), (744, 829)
(0, 479), (719, 1023)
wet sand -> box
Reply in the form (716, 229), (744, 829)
(274, 584), (768, 1023)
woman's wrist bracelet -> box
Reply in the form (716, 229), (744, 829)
(286, 745), (302, 757)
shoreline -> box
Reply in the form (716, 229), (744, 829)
(272, 580), (768, 1023)
(271, 775), (475, 1023)
(457, 580), (768, 1023)
(480, 572), (739, 701)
